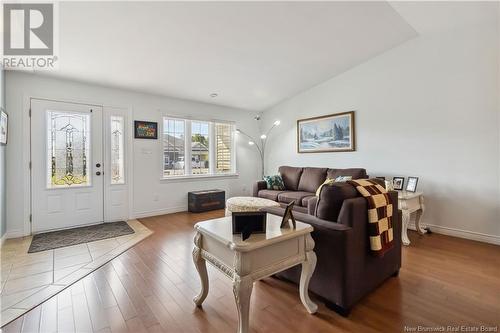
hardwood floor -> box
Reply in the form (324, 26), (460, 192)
(2, 210), (500, 333)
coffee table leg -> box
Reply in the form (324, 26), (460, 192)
(232, 276), (253, 333)
(300, 234), (318, 314)
(192, 232), (209, 306)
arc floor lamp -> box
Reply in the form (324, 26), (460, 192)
(236, 117), (280, 179)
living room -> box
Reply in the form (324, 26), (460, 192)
(0, 1), (499, 332)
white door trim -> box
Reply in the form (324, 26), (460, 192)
(23, 95), (132, 235)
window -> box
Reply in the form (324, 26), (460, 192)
(163, 118), (185, 176)
(110, 116), (125, 184)
(163, 117), (235, 178)
(47, 111), (90, 188)
(215, 123), (233, 174)
(191, 121), (209, 174)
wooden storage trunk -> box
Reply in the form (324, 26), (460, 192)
(188, 189), (225, 213)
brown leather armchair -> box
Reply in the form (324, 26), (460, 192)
(262, 189), (401, 316)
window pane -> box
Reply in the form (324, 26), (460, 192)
(163, 118), (185, 176)
(215, 123), (233, 173)
(47, 111), (91, 188)
(110, 116), (124, 184)
(191, 121), (209, 175)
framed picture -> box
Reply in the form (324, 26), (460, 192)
(297, 111), (355, 153)
(406, 177), (419, 193)
(0, 109), (8, 145)
(134, 121), (158, 139)
(280, 202), (297, 229)
(393, 177), (405, 191)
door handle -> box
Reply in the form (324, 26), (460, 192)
(96, 171), (101, 176)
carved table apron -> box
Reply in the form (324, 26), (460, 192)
(192, 214), (318, 333)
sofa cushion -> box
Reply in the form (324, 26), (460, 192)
(257, 189), (285, 201)
(301, 195), (316, 207)
(298, 167), (328, 193)
(278, 166), (303, 190)
(327, 168), (367, 180)
(277, 191), (315, 205)
(315, 182), (358, 221)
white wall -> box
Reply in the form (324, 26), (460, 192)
(5, 72), (260, 237)
(0, 68), (5, 240)
(263, 17), (500, 243)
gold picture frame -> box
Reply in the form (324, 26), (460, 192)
(297, 111), (355, 153)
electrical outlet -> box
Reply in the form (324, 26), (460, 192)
(153, 194), (159, 202)
(242, 185), (247, 193)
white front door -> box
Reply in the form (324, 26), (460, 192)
(31, 99), (104, 233)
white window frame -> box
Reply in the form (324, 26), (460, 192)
(161, 116), (237, 180)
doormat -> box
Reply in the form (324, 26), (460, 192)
(28, 221), (135, 253)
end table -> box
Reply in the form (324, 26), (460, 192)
(398, 191), (426, 246)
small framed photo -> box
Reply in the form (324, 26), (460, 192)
(134, 121), (158, 139)
(280, 201), (296, 229)
(406, 177), (419, 193)
(0, 109), (8, 145)
(393, 177), (405, 191)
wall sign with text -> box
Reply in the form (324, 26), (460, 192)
(134, 121), (158, 139)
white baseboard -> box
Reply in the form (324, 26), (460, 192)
(2, 229), (27, 241)
(132, 205), (187, 219)
(408, 223), (500, 245)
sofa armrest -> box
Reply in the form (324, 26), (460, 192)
(263, 206), (352, 232)
(337, 191), (399, 238)
(307, 196), (318, 215)
(337, 191), (401, 268)
(253, 180), (267, 197)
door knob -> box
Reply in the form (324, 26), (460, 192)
(96, 163), (101, 168)
(96, 171), (101, 176)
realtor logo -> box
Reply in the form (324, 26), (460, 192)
(1, 2), (57, 69)
(3, 3), (54, 56)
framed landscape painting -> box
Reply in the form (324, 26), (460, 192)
(297, 111), (355, 153)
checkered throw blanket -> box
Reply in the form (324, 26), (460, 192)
(347, 179), (394, 257)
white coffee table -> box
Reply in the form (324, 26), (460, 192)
(192, 213), (317, 333)
(225, 196), (280, 216)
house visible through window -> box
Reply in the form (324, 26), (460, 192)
(191, 121), (209, 175)
(163, 117), (235, 178)
(163, 118), (185, 177)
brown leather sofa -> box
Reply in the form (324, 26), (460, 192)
(254, 166), (401, 316)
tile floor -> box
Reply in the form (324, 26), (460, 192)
(0, 220), (152, 327)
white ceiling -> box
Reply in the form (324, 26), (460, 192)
(390, 1), (499, 34)
(40, 1), (418, 111)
